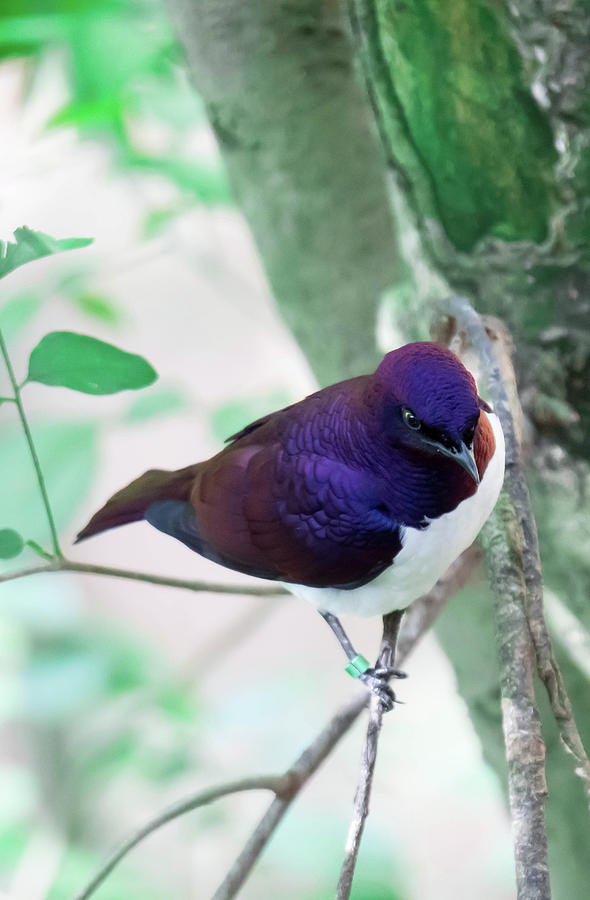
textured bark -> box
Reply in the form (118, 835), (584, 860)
(347, 5), (590, 894)
(435, 582), (590, 900)
(167, 0), (398, 385)
(349, 0), (590, 458)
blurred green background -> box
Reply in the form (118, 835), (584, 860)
(1, 1), (582, 898)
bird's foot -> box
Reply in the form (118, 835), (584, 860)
(358, 670), (398, 712)
(343, 655), (406, 712)
(370, 665), (407, 681)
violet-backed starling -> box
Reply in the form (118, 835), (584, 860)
(77, 342), (505, 708)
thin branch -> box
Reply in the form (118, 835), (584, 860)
(437, 298), (590, 802)
(212, 695), (366, 900)
(482, 499), (550, 898)
(337, 696), (383, 898)
(0, 557), (286, 596)
(0, 328), (62, 557)
(336, 609), (403, 899)
(73, 776), (289, 900)
(0, 563), (60, 585)
(72, 542), (478, 900)
(437, 298), (550, 899)
(434, 295), (590, 897)
(211, 562), (472, 900)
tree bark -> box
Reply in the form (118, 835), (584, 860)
(347, 5), (590, 894)
(167, 0), (399, 385)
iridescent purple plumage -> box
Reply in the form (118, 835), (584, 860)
(76, 342), (505, 708)
(77, 342), (496, 592)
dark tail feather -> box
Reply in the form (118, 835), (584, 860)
(75, 464), (200, 543)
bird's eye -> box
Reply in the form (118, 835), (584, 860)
(402, 408), (421, 431)
(464, 426), (476, 446)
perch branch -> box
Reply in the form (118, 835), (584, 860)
(75, 550), (475, 900)
(434, 295), (589, 897)
(436, 297), (590, 803)
(0, 557), (285, 596)
(336, 609), (403, 900)
(211, 696), (365, 900)
(436, 296), (550, 898)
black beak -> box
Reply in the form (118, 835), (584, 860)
(439, 441), (480, 484)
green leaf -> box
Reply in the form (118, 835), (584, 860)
(0, 824), (29, 870)
(27, 331), (157, 394)
(0, 12), (70, 61)
(143, 205), (184, 238)
(80, 733), (139, 779)
(0, 529), (24, 559)
(25, 540), (52, 560)
(0, 293), (42, 340)
(156, 683), (199, 722)
(124, 155), (231, 204)
(0, 227), (92, 280)
(71, 292), (121, 324)
(124, 387), (186, 423)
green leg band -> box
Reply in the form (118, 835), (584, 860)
(345, 654), (370, 679)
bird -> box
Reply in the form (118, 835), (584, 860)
(76, 342), (505, 708)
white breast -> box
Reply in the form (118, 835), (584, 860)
(289, 412), (505, 618)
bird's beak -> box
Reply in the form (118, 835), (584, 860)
(439, 441), (480, 484)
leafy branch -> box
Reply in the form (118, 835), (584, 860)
(0, 228), (159, 565)
(0, 328), (63, 557)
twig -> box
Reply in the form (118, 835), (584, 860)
(509, 438), (590, 803)
(437, 298), (590, 802)
(336, 609), (403, 899)
(211, 560), (473, 900)
(73, 776), (289, 900)
(72, 541), (478, 900)
(0, 328), (62, 557)
(437, 298), (550, 898)
(212, 696), (366, 900)
(483, 496), (551, 897)
(0, 557), (286, 596)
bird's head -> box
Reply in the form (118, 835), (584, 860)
(372, 342), (484, 484)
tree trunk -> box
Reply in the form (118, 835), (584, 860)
(349, 0), (590, 459)
(349, 1), (590, 894)
(167, 0), (399, 384)
(169, 0), (590, 894)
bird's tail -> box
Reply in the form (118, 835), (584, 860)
(75, 463), (200, 543)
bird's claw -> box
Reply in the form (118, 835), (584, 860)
(370, 666), (407, 681)
(359, 671), (397, 712)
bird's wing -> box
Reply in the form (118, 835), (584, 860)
(179, 440), (402, 588)
(113, 374), (399, 588)
(224, 376), (370, 444)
